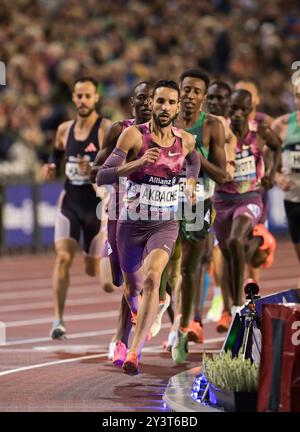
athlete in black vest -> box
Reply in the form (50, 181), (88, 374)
(42, 77), (112, 339)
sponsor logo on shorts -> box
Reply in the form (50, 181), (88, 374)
(164, 244), (171, 251)
(246, 204), (261, 219)
(84, 142), (98, 152)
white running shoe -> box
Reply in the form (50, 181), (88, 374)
(231, 305), (242, 317)
(206, 294), (223, 322)
(150, 293), (171, 338)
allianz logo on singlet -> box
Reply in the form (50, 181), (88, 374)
(3, 199), (34, 234)
(140, 184), (178, 205)
(84, 142), (97, 152)
(3, 200), (56, 233)
(147, 175), (177, 186)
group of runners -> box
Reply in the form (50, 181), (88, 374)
(42, 70), (300, 375)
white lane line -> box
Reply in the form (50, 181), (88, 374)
(3, 312), (212, 328)
(0, 284), (103, 301)
(1, 328), (117, 346)
(0, 344), (163, 378)
(0, 353), (108, 377)
(0, 274), (100, 291)
(0, 294), (122, 313)
(0, 323), (224, 347)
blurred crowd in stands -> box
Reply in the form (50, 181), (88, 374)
(0, 0), (300, 183)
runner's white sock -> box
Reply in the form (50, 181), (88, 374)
(213, 286), (221, 296)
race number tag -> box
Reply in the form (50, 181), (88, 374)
(234, 155), (256, 180)
(289, 151), (300, 170)
(139, 183), (179, 208)
(65, 157), (91, 185)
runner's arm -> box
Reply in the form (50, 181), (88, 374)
(200, 117), (227, 184)
(96, 126), (160, 185)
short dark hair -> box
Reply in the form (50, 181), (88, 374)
(179, 69), (210, 93)
(131, 80), (152, 97)
(153, 80), (180, 99)
(73, 77), (98, 90)
(209, 80), (232, 96)
(236, 79), (260, 93)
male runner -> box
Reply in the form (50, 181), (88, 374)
(171, 70), (227, 364)
(273, 80), (300, 287)
(213, 89), (281, 326)
(91, 81), (153, 361)
(97, 80), (200, 374)
(42, 77), (112, 339)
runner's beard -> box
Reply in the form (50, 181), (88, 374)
(78, 107), (95, 117)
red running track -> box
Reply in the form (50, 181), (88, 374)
(0, 237), (298, 412)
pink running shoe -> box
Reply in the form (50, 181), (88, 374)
(112, 341), (127, 367)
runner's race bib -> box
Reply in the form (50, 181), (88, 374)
(234, 154), (256, 181)
(139, 183), (179, 208)
(65, 156), (92, 185)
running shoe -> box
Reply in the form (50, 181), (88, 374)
(130, 310), (152, 341)
(150, 293), (171, 338)
(206, 294), (223, 322)
(50, 320), (66, 340)
(163, 330), (177, 352)
(113, 340), (127, 367)
(216, 311), (232, 333)
(172, 329), (189, 364)
(107, 339), (116, 360)
(122, 352), (140, 375)
(130, 311), (137, 326)
(187, 320), (204, 343)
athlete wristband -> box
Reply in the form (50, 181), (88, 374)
(96, 147), (127, 186)
(185, 149), (200, 180)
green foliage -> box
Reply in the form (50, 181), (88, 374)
(203, 351), (259, 392)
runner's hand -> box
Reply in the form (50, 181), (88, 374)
(77, 155), (91, 175)
(140, 148), (161, 165)
(184, 178), (197, 205)
(41, 163), (56, 180)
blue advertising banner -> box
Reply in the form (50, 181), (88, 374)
(2, 184), (35, 247)
(38, 182), (63, 246)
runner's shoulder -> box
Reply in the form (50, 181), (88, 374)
(57, 120), (73, 136)
(204, 113), (223, 128)
(181, 129), (196, 148)
(272, 113), (290, 128)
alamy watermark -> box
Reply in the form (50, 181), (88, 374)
(291, 321), (300, 346)
(0, 61), (6, 85)
(291, 61), (300, 86)
(95, 177), (205, 232)
(0, 322), (6, 345)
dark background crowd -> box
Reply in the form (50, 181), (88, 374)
(0, 0), (300, 182)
